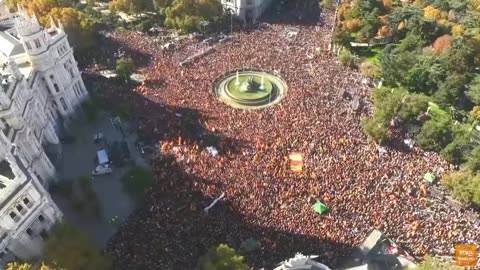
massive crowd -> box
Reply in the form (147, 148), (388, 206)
(87, 3), (480, 269)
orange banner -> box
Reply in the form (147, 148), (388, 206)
(455, 244), (477, 266)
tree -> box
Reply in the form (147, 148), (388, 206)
(320, 0), (335, 10)
(46, 7), (97, 51)
(404, 54), (445, 94)
(451, 24), (464, 36)
(199, 244), (248, 270)
(467, 75), (480, 104)
(109, 0), (149, 14)
(383, 0), (392, 10)
(442, 169), (480, 206)
(345, 18), (362, 31)
(7, 262), (60, 270)
(116, 57), (134, 82)
(363, 88), (430, 143)
(164, 0), (222, 33)
(43, 224), (112, 270)
(433, 73), (466, 107)
(23, 0), (73, 19)
(432, 34), (453, 54)
(466, 145), (480, 172)
(416, 116), (453, 152)
(441, 124), (472, 164)
(423, 5), (442, 21)
(122, 166), (152, 197)
(471, 106), (480, 121)
(359, 60), (381, 78)
(338, 48), (356, 67)
(416, 255), (464, 270)
(153, 0), (173, 15)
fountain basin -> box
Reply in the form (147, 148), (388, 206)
(213, 69), (288, 109)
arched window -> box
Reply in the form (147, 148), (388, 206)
(53, 84), (60, 93)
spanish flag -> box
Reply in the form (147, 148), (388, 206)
(289, 152), (303, 173)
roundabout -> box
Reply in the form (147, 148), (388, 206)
(213, 69), (288, 109)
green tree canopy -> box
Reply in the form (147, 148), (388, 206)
(164, 0), (222, 33)
(363, 87), (430, 143)
(442, 169), (480, 206)
(199, 244), (248, 270)
(116, 57), (135, 82)
(467, 75), (480, 105)
(416, 255), (464, 270)
(43, 224), (112, 270)
(416, 116), (453, 152)
(109, 0), (150, 14)
(440, 123), (472, 164)
(466, 145), (480, 172)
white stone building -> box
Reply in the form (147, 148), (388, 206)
(0, 6), (88, 267)
(221, 0), (273, 23)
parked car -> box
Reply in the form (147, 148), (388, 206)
(92, 164), (113, 176)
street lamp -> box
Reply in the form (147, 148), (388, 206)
(226, 7), (234, 35)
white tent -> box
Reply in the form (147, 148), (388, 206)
(97, 149), (109, 165)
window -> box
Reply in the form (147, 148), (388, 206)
(9, 212), (19, 222)
(60, 98), (67, 111)
(16, 204), (26, 215)
(25, 42), (32, 50)
(23, 197), (33, 208)
(53, 83), (60, 93)
(26, 228), (32, 236)
(69, 69), (74, 79)
(38, 215), (45, 222)
(34, 38), (41, 48)
(0, 251), (5, 260)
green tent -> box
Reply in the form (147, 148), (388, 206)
(312, 201), (329, 215)
(424, 173), (435, 183)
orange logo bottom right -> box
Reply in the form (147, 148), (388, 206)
(455, 244), (477, 267)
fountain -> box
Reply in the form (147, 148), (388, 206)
(213, 69), (288, 109)
(235, 71), (241, 86)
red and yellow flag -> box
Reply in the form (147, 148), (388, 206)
(289, 152), (303, 173)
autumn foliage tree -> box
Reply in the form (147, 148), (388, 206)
(432, 34), (453, 55)
(451, 24), (464, 36)
(7, 262), (60, 270)
(46, 7), (97, 51)
(345, 18), (362, 31)
(383, 0), (392, 10)
(423, 5), (442, 21)
(5, 0), (97, 52)
(109, 0), (150, 14)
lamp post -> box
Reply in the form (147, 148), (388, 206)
(226, 7), (234, 35)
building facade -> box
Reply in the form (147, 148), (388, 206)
(0, 5), (88, 267)
(221, 0), (273, 23)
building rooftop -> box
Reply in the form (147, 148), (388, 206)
(0, 31), (24, 57)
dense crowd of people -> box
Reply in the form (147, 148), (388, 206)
(86, 3), (480, 269)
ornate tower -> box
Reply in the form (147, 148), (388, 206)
(15, 7), (52, 71)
